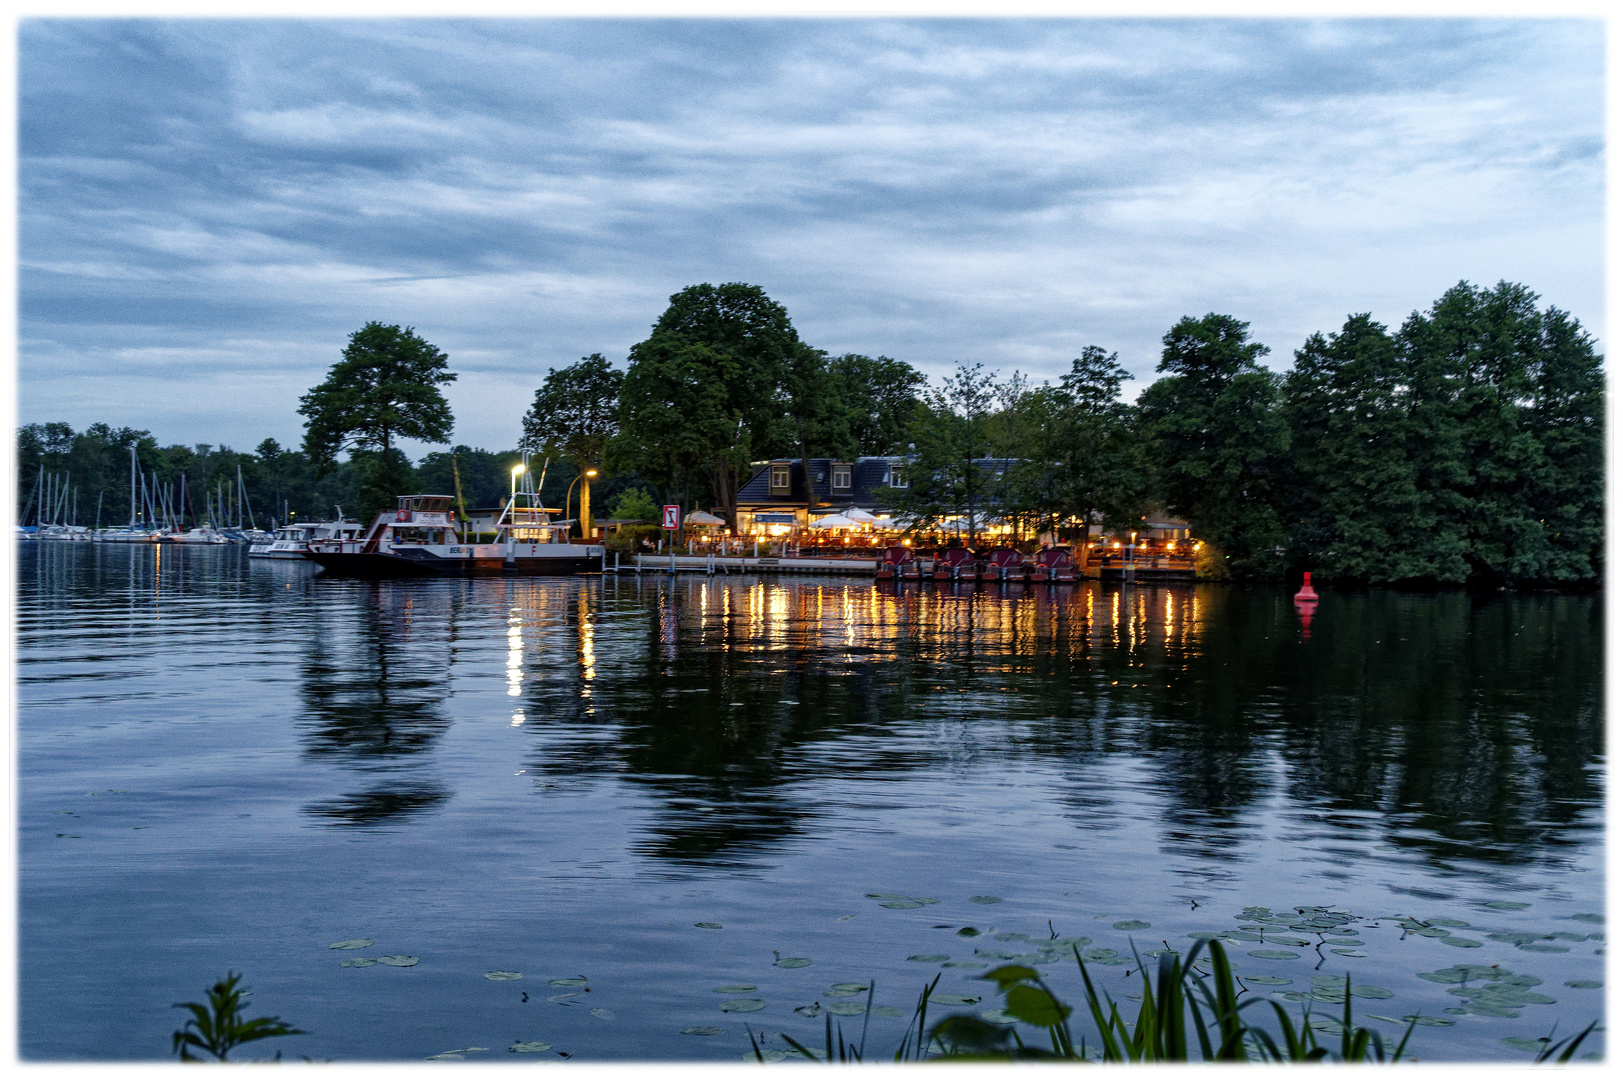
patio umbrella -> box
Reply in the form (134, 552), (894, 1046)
(684, 510), (725, 526)
(809, 513), (858, 529)
(844, 507), (878, 523)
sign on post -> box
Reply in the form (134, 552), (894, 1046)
(662, 504), (680, 530)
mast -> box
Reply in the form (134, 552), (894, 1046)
(96, 490), (103, 530)
(129, 446), (138, 529)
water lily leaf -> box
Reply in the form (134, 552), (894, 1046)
(1488, 932), (1546, 945)
(1263, 935), (1310, 947)
(1503, 1036), (1552, 1052)
(746, 1050), (788, 1063)
(942, 961), (987, 969)
(829, 982), (868, 994)
(509, 1042), (552, 1053)
(866, 892), (912, 901)
(484, 971), (523, 981)
(826, 1001), (866, 1016)
(1569, 913), (1604, 923)
(1401, 1015), (1455, 1026)
(1187, 932), (1225, 941)
(1331, 949), (1367, 957)
(1350, 985), (1393, 999)
(993, 932), (1029, 943)
(338, 958), (377, 968)
(1412, 927), (1451, 938)
(377, 955), (419, 967)
(969, 896), (1003, 905)
(720, 998), (766, 1013)
(908, 954), (951, 963)
(1248, 949), (1300, 960)
(1080, 948), (1118, 961)
(1565, 979), (1603, 989)
(330, 939), (374, 950)
(548, 977), (589, 987)
(1461, 1003), (1520, 1018)
(880, 900), (925, 909)
(682, 1026), (722, 1036)
(1495, 974), (1543, 987)
(694, 922), (723, 929)
(1310, 975), (1347, 987)
(1516, 943), (1569, 953)
(1437, 936), (1483, 948)
(712, 984), (757, 993)
(1113, 920), (1151, 931)
(1549, 932), (1588, 942)
(871, 1006), (907, 1018)
(589, 1008), (615, 1021)
(1427, 918), (1471, 928)
(928, 993), (980, 1006)
(979, 965), (1039, 989)
(979, 1009), (1019, 1026)
(1482, 901), (1531, 910)
(956, 927), (980, 937)
(774, 957), (812, 968)
(794, 1005), (822, 1017)
(1271, 991), (1311, 1002)
(1242, 975), (1292, 985)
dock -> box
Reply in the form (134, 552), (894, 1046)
(609, 552), (880, 576)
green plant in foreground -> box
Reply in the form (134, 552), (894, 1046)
(171, 972), (303, 1062)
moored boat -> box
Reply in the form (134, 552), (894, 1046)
(249, 519), (364, 559)
(304, 494), (604, 578)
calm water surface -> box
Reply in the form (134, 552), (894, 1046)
(16, 544), (1605, 1062)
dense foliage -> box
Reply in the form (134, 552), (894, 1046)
(18, 279), (1600, 585)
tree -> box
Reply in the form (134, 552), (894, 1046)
(611, 283), (800, 526)
(606, 487), (660, 522)
(1138, 314), (1289, 578)
(298, 322), (457, 517)
(1024, 347), (1145, 545)
(1282, 314), (1430, 582)
(521, 353), (623, 536)
(827, 353), (927, 455)
(892, 363), (999, 543)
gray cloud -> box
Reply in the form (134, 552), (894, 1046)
(19, 17), (1603, 454)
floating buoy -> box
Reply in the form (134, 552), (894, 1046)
(1294, 572), (1318, 602)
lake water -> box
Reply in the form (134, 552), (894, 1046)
(16, 543), (1605, 1062)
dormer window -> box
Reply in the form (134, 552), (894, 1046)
(832, 465), (851, 491)
(770, 465), (791, 492)
(888, 465), (907, 488)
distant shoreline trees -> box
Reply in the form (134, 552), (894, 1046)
(17, 279), (1602, 587)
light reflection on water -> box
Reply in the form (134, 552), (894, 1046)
(15, 543), (1605, 1062)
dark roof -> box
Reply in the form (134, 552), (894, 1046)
(737, 457), (904, 509)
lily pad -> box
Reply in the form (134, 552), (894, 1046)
(774, 957), (812, 968)
(712, 984), (758, 993)
(1113, 920), (1152, 931)
(338, 958), (377, 968)
(908, 954), (951, 963)
(1569, 913), (1604, 924)
(1437, 936), (1483, 948)
(979, 1009), (1019, 1025)
(1461, 1002), (1520, 1018)
(871, 1006), (907, 1018)
(1331, 949), (1367, 957)
(1263, 935), (1310, 947)
(548, 977), (589, 987)
(880, 900), (926, 909)
(1482, 901), (1531, 910)
(1503, 1036), (1552, 1053)
(509, 1042), (552, 1053)
(830, 982), (869, 994)
(1080, 948), (1119, 961)
(377, 955), (419, 967)
(682, 1025), (723, 1035)
(589, 1008), (615, 1021)
(746, 1050), (789, 1063)
(1565, 979), (1603, 989)
(484, 971), (523, 981)
(1248, 949), (1300, 960)
(969, 896), (1003, 905)
(695, 922), (723, 929)
(1350, 985), (1394, 999)
(794, 1005), (823, 1017)
(928, 993), (980, 1006)
(1516, 943), (1569, 953)
(1488, 932), (1546, 945)
(1272, 990), (1311, 1002)
(720, 998), (766, 1013)
(826, 1001), (866, 1016)
(330, 939), (374, 950)
(866, 892), (913, 901)
(942, 961), (987, 969)
(956, 927), (981, 937)
(1402, 1015), (1455, 1027)
(1242, 975), (1292, 986)
(1427, 918), (1472, 928)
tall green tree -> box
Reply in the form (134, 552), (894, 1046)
(520, 353), (624, 533)
(611, 283), (800, 525)
(1282, 315), (1431, 582)
(1024, 347), (1145, 545)
(893, 362), (999, 542)
(1138, 314), (1289, 578)
(827, 353), (927, 455)
(298, 322), (457, 517)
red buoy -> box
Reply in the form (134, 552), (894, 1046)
(1294, 572), (1318, 602)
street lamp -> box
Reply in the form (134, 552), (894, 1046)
(510, 463), (525, 497)
(566, 468), (598, 541)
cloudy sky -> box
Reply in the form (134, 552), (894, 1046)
(18, 17), (1604, 456)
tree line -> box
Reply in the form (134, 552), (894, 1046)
(17, 278), (1601, 585)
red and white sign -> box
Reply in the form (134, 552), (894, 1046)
(662, 504), (680, 530)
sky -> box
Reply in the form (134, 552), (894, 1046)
(16, 16), (1606, 458)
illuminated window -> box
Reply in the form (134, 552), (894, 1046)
(770, 465), (790, 491)
(832, 465), (851, 491)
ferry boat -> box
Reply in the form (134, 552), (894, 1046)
(248, 519), (364, 560)
(303, 494), (603, 578)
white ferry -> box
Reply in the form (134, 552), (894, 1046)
(303, 494), (603, 578)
